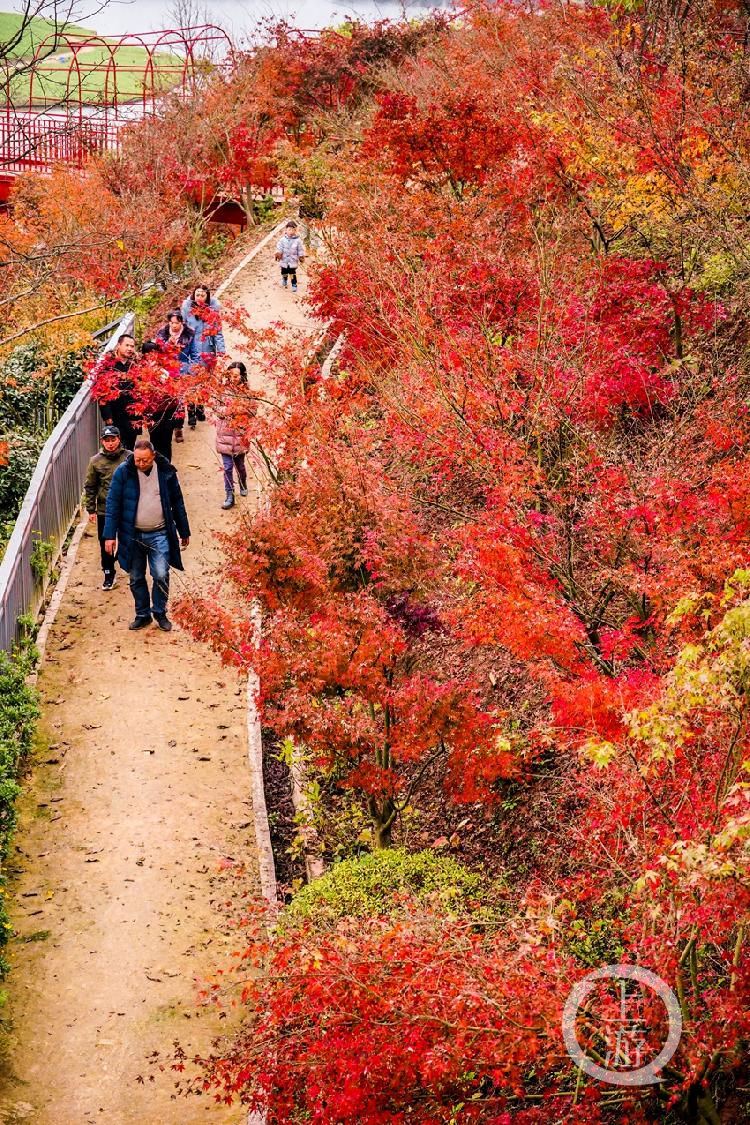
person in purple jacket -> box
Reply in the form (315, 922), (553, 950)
(215, 361), (255, 510)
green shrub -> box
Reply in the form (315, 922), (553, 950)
(202, 227), (231, 263)
(49, 344), (94, 413)
(0, 346), (46, 431)
(0, 342), (92, 433)
(0, 431), (43, 526)
(562, 890), (627, 967)
(29, 532), (55, 585)
(131, 287), (166, 321)
(278, 146), (328, 220)
(0, 340), (93, 537)
(283, 848), (491, 929)
(252, 195), (278, 225)
(0, 646), (37, 856)
(0, 644), (38, 974)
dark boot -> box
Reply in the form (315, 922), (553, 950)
(222, 492), (235, 510)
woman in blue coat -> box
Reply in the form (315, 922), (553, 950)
(156, 310), (198, 369)
(181, 283), (225, 428)
(152, 311), (197, 452)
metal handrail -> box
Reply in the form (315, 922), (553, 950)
(0, 311), (134, 652)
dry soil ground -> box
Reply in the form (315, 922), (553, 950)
(0, 235), (316, 1124)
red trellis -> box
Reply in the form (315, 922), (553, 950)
(0, 25), (232, 178)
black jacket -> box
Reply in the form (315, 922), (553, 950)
(100, 358), (136, 426)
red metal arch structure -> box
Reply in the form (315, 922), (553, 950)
(0, 25), (232, 190)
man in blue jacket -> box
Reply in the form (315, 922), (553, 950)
(103, 439), (191, 632)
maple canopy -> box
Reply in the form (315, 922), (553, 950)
(75, 0), (750, 1120)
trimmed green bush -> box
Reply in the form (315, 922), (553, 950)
(0, 644), (39, 972)
(283, 848), (490, 929)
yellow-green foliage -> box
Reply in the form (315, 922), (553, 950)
(282, 848), (490, 929)
(563, 895), (626, 968)
(583, 571), (750, 769)
(694, 250), (738, 293)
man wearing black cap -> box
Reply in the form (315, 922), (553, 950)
(84, 425), (130, 590)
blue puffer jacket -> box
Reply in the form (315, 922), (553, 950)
(103, 453), (191, 573)
(181, 296), (225, 362)
(156, 325), (199, 373)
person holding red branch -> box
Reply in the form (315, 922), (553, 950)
(181, 283), (225, 428)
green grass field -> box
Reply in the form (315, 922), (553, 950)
(0, 11), (184, 106)
(0, 12), (95, 57)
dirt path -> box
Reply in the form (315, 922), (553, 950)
(0, 237), (316, 1125)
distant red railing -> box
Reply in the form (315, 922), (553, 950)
(0, 111), (119, 174)
(0, 25), (230, 177)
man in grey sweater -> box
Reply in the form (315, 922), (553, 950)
(104, 439), (191, 632)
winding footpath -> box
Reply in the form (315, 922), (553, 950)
(0, 233), (316, 1124)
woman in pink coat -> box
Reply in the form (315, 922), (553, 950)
(215, 361), (253, 509)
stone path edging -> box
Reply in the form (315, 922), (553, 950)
(215, 219), (290, 300)
(30, 512), (88, 680)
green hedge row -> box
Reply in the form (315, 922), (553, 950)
(0, 642), (38, 973)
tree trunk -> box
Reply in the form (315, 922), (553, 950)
(244, 183), (257, 227)
(695, 1091), (721, 1125)
(673, 306), (684, 360)
(368, 794), (395, 849)
(687, 1084), (722, 1125)
(373, 818), (393, 849)
(46, 368), (55, 431)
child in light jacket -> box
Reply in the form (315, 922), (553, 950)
(275, 220), (306, 292)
